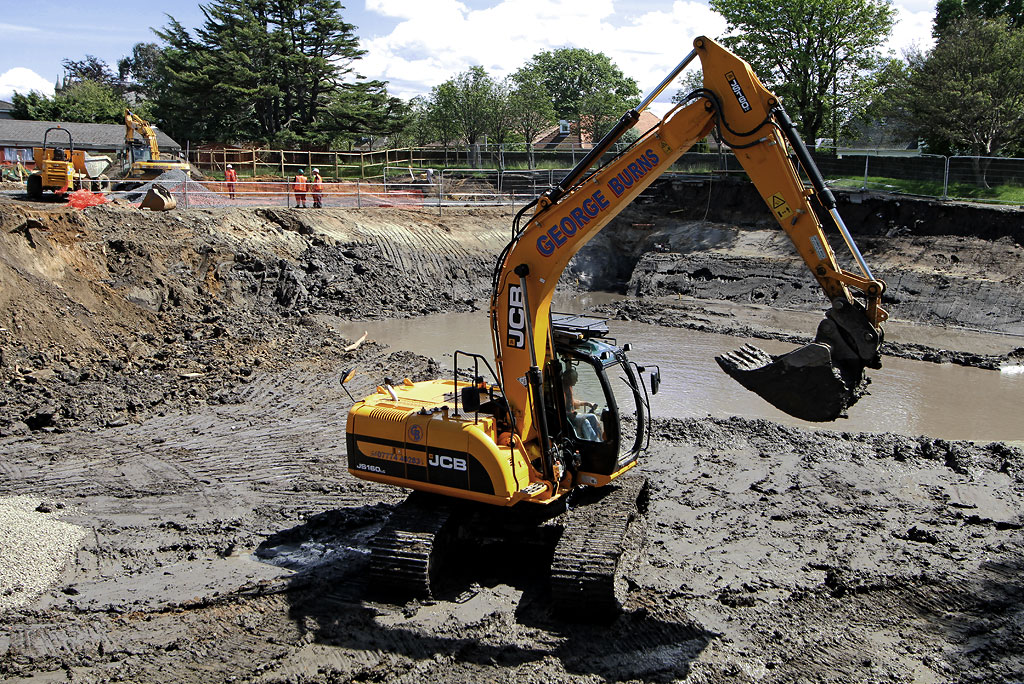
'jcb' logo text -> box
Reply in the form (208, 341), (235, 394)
(507, 284), (526, 348)
(725, 71), (752, 112)
(429, 454), (467, 471)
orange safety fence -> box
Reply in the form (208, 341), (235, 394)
(67, 188), (108, 209)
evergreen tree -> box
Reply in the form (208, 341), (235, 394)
(153, 0), (391, 146)
(317, 80), (410, 149)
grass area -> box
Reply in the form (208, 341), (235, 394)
(829, 175), (1024, 204)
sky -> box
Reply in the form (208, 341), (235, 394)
(0, 0), (938, 113)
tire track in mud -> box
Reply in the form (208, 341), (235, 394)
(4, 618), (110, 661)
(341, 218), (504, 299)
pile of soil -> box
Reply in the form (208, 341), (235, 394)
(0, 201), (505, 434)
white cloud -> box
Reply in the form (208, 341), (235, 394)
(599, 1), (728, 104)
(0, 22), (40, 33)
(0, 68), (54, 102)
(359, 0), (726, 107)
(887, 5), (935, 57)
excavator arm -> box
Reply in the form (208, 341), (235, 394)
(489, 36), (886, 439)
(125, 109), (162, 161)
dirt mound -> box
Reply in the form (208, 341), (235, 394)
(0, 200), (511, 433)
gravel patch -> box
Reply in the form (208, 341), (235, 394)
(0, 495), (86, 612)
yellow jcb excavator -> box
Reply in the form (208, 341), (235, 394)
(122, 109), (191, 180)
(345, 36), (888, 617)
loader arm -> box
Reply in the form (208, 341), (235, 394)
(489, 35), (887, 442)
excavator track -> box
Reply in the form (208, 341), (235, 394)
(368, 493), (453, 600)
(550, 473), (649, 619)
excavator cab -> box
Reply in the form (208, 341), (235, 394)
(548, 314), (654, 482)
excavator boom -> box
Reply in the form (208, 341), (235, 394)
(489, 36), (886, 427)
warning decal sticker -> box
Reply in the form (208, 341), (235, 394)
(769, 193), (793, 220)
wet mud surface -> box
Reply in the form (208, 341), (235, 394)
(2, 184), (1023, 682)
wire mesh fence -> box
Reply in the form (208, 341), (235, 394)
(156, 179), (428, 209)
(182, 145), (1024, 208)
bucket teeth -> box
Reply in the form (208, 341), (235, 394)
(716, 344), (774, 372)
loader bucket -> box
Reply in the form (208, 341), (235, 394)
(140, 184), (176, 211)
(716, 342), (860, 422)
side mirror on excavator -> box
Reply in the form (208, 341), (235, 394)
(638, 365), (661, 396)
(340, 367), (357, 402)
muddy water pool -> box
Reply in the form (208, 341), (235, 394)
(332, 304), (1023, 442)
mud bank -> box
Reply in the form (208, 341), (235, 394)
(3, 184), (1021, 436)
(0, 200), (509, 434)
(1, 186), (1022, 683)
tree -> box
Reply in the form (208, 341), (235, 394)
(508, 66), (556, 168)
(391, 96), (435, 149)
(61, 55), (118, 90)
(902, 14), (1024, 171)
(118, 43), (164, 100)
(671, 70), (706, 104)
(579, 89), (638, 144)
(851, 56), (917, 146)
(709, 0), (896, 147)
(152, 0), (385, 146)
(488, 78), (515, 146)
(525, 48), (639, 134)
(317, 80), (410, 149)
(934, 0), (1024, 33)
(445, 66), (496, 168)
(11, 80), (126, 124)
(427, 81), (461, 153)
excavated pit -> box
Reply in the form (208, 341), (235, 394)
(1, 180), (1022, 683)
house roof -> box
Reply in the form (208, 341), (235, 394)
(533, 110), (663, 148)
(0, 118), (182, 151)
(0, 100), (12, 110)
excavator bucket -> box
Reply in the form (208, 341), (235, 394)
(716, 342), (859, 422)
(140, 184), (176, 211)
(716, 298), (882, 422)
